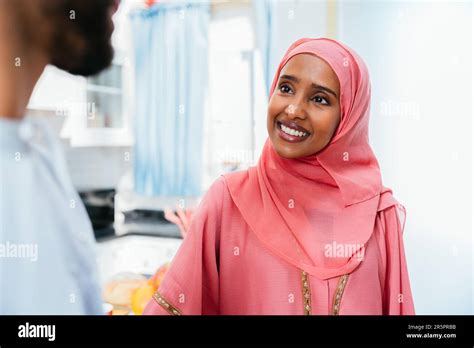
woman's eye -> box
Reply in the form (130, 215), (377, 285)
(312, 95), (329, 105)
(279, 84), (292, 94)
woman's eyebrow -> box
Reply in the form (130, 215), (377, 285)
(279, 74), (338, 98)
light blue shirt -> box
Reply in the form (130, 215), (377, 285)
(0, 117), (102, 314)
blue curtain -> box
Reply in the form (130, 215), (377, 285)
(130, 2), (210, 196)
(253, 0), (277, 96)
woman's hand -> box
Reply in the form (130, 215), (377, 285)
(164, 206), (194, 238)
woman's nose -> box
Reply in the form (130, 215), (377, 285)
(285, 102), (307, 120)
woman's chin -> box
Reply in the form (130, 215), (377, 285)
(272, 141), (305, 159)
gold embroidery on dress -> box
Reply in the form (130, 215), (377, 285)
(332, 274), (349, 315)
(153, 292), (182, 316)
(301, 270), (312, 315)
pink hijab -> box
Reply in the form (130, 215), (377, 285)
(224, 38), (397, 280)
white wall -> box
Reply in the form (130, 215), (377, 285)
(203, 2), (255, 189)
(260, 0), (328, 85)
(338, 0), (473, 314)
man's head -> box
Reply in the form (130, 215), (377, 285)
(5, 0), (119, 76)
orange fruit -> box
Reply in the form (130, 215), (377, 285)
(131, 282), (156, 315)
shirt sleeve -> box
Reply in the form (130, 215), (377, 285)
(143, 177), (225, 315)
(380, 204), (416, 315)
(0, 119), (102, 315)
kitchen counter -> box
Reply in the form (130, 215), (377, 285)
(96, 232), (182, 285)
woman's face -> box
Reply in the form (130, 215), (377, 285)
(267, 53), (341, 159)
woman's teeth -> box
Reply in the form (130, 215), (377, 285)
(280, 123), (308, 137)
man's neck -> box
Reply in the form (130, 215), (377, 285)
(0, 10), (48, 120)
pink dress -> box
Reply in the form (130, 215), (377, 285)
(143, 176), (415, 315)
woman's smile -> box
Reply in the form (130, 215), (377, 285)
(276, 120), (311, 143)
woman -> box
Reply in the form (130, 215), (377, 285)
(144, 38), (415, 315)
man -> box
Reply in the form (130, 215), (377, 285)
(0, 0), (120, 314)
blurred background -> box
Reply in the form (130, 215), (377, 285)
(27, 0), (472, 314)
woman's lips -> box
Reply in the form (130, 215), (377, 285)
(276, 121), (311, 143)
(278, 120), (311, 134)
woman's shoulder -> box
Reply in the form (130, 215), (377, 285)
(222, 168), (253, 186)
(376, 188), (407, 238)
(200, 169), (253, 216)
(199, 176), (228, 211)
(205, 175), (228, 197)
(192, 173), (248, 240)
(377, 186), (398, 211)
(198, 173), (242, 213)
